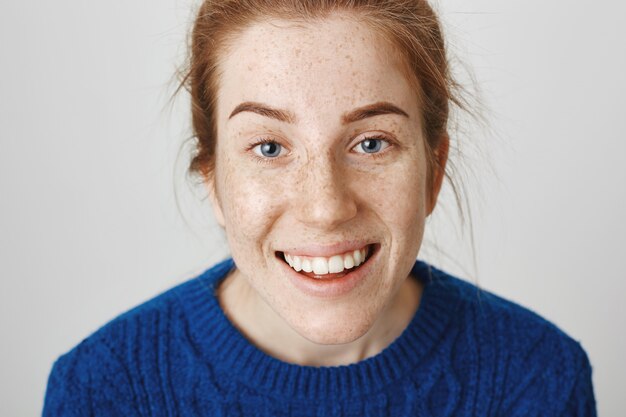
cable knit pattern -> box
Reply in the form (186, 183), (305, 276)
(43, 259), (597, 416)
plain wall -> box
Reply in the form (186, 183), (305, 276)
(1, 0), (624, 415)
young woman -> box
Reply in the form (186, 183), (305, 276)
(43, 1), (596, 415)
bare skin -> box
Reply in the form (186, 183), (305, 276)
(209, 13), (448, 366)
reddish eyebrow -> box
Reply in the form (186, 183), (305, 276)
(341, 101), (409, 124)
(228, 102), (296, 124)
(228, 101), (409, 125)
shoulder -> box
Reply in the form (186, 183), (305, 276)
(424, 262), (585, 354)
(421, 262), (596, 416)
(74, 272), (194, 357)
(43, 259), (234, 416)
(61, 258), (233, 356)
(43, 278), (188, 416)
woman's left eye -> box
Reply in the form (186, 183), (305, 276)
(252, 141), (283, 158)
(353, 137), (390, 154)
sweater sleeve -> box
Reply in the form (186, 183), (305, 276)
(42, 343), (92, 417)
(497, 329), (597, 417)
(559, 347), (597, 417)
(43, 339), (140, 417)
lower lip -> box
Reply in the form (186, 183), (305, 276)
(278, 247), (377, 299)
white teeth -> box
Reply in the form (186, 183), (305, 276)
(328, 256), (344, 274)
(343, 253), (354, 269)
(293, 256), (302, 272)
(301, 258), (313, 273)
(353, 249), (362, 265)
(283, 246), (371, 276)
(312, 258), (329, 274)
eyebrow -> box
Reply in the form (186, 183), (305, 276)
(227, 101), (409, 124)
(341, 101), (409, 124)
(228, 102), (296, 124)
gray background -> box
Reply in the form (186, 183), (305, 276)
(1, 0), (624, 415)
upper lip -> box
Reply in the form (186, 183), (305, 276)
(277, 241), (375, 257)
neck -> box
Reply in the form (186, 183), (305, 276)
(216, 268), (423, 367)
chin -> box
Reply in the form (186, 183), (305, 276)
(287, 306), (377, 346)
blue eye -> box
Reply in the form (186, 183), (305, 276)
(354, 137), (390, 154)
(253, 141), (283, 158)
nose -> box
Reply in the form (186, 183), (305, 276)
(293, 154), (358, 230)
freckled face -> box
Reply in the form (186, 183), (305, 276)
(211, 16), (435, 344)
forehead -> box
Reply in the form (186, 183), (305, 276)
(216, 14), (419, 125)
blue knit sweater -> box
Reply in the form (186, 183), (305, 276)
(43, 259), (596, 416)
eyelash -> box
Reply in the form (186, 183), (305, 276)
(248, 137), (285, 165)
(352, 135), (392, 158)
(247, 134), (394, 164)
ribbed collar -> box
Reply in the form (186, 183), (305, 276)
(177, 258), (461, 400)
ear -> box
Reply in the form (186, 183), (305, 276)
(205, 174), (225, 227)
(427, 133), (449, 216)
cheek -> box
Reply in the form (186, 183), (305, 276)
(217, 157), (285, 244)
(365, 159), (428, 228)
(364, 158), (429, 281)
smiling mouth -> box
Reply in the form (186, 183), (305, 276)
(276, 244), (377, 280)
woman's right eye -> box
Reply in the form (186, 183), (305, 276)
(252, 141), (283, 158)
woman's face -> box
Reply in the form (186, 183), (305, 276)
(211, 14), (445, 344)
